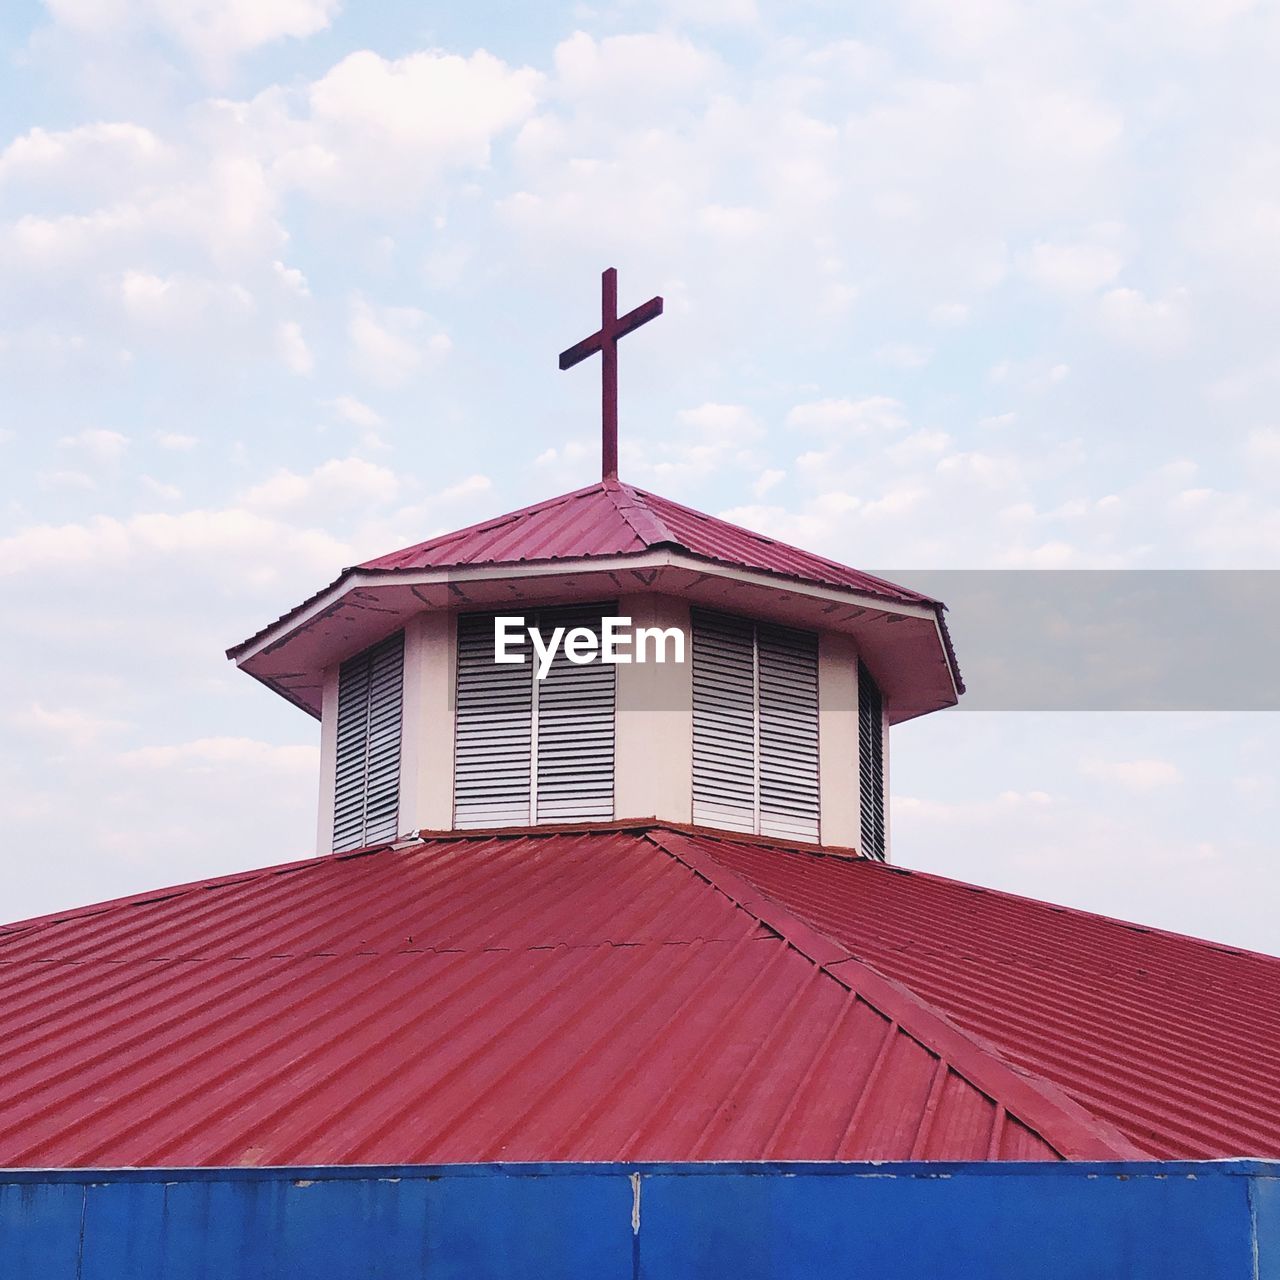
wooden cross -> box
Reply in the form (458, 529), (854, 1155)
(559, 267), (663, 481)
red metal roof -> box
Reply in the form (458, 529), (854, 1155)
(0, 824), (1162, 1168)
(361, 480), (934, 607)
(700, 834), (1280, 1161)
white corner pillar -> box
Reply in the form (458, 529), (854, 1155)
(614, 593), (693, 825)
(316, 665), (340, 855)
(399, 610), (456, 834)
(818, 631), (861, 850)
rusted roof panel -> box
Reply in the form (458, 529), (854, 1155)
(696, 833), (1280, 1160)
(0, 826), (1141, 1169)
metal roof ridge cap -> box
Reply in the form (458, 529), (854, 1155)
(604, 480), (681, 548)
(646, 828), (1152, 1162)
(658, 547), (939, 614)
(630, 485), (939, 605)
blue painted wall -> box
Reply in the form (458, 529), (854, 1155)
(0, 1161), (1275, 1280)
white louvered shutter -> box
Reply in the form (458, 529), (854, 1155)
(757, 622), (820, 842)
(858, 659), (886, 859)
(533, 605), (616, 823)
(454, 612), (534, 828)
(691, 609), (758, 833)
(453, 604), (617, 827)
(332, 630), (404, 852)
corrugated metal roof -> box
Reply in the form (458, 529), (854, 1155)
(0, 826), (1147, 1168)
(227, 479), (963, 722)
(697, 833), (1280, 1161)
(360, 480), (934, 607)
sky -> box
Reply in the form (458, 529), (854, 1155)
(1, 0), (1278, 950)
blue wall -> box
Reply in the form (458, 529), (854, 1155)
(1, 1161), (1276, 1280)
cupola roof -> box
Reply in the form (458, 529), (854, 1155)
(360, 478), (933, 603)
(228, 479), (962, 723)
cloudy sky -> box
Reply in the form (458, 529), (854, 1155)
(2, 0), (1278, 950)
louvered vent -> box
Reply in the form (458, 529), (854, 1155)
(758, 623), (820, 841)
(454, 604), (616, 828)
(454, 612), (534, 828)
(691, 610), (757, 833)
(332, 630), (404, 852)
(535, 605), (615, 823)
(692, 609), (820, 842)
(858, 659), (886, 859)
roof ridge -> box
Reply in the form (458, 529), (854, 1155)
(603, 480), (679, 546)
(645, 827), (1151, 1161)
(628, 484), (938, 605)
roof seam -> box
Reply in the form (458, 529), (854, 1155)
(0, 936), (767, 966)
(604, 482), (679, 547)
(644, 827), (1151, 1162)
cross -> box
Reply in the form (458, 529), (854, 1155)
(559, 267), (663, 481)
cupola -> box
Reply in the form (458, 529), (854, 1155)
(227, 270), (963, 859)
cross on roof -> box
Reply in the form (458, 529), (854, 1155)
(559, 267), (663, 482)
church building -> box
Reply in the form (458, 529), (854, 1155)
(1, 270), (1277, 1169)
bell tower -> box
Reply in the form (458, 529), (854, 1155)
(227, 270), (962, 859)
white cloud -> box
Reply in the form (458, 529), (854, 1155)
(1098, 286), (1192, 354)
(118, 271), (255, 326)
(155, 431), (199, 451)
(276, 320), (313, 375)
(0, 508), (349, 583)
(240, 456), (400, 514)
(553, 31), (721, 106)
(874, 342), (932, 369)
(116, 736), (319, 774)
(437, 474), (492, 503)
(1019, 240), (1125, 294)
(2, 153), (282, 277)
(626, 404), (765, 484)
(662, 0), (758, 24)
(896, 789), (1055, 825)
(328, 395), (383, 429)
(39, 469), (97, 491)
(753, 468), (785, 497)
(887, 429), (951, 464)
(272, 260), (310, 296)
(1080, 758), (1183, 789)
(348, 298), (450, 386)
(45, 0), (341, 73)
(141, 476), (182, 502)
(929, 302), (971, 328)
(1244, 427), (1280, 465)
(59, 427), (129, 461)
(0, 122), (167, 189)
(266, 49), (542, 205)
(698, 204), (767, 239)
(786, 396), (908, 435)
(677, 402), (763, 440)
(9, 703), (128, 749)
